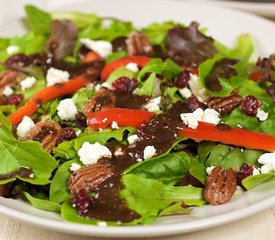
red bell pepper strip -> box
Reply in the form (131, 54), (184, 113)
(87, 108), (155, 130)
(181, 66), (198, 75)
(87, 108), (275, 152)
(100, 56), (151, 81)
(8, 75), (87, 125)
(81, 51), (101, 63)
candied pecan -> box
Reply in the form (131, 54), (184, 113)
(24, 120), (62, 151)
(203, 166), (237, 205)
(207, 94), (243, 114)
(126, 32), (154, 56)
(82, 88), (116, 116)
(0, 70), (23, 93)
(68, 162), (113, 194)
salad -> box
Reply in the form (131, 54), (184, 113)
(0, 5), (275, 226)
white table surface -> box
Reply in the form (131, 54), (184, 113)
(0, 0), (275, 239)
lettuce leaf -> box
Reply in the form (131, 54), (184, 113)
(0, 125), (57, 185)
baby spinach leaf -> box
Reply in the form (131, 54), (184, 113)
(125, 152), (190, 184)
(198, 141), (263, 169)
(121, 175), (204, 222)
(0, 126), (57, 185)
(25, 5), (52, 35)
(23, 192), (61, 213)
(49, 160), (79, 203)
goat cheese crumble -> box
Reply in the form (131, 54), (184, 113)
(69, 163), (81, 172)
(20, 76), (36, 90)
(180, 108), (220, 129)
(46, 67), (70, 86)
(57, 98), (78, 121)
(16, 116), (35, 139)
(258, 152), (275, 174)
(256, 109), (268, 121)
(80, 38), (112, 58)
(188, 73), (208, 102)
(179, 87), (192, 99)
(127, 134), (139, 145)
(125, 62), (139, 73)
(78, 142), (112, 165)
(6, 45), (19, 55)
(143, 146), (156, 160)
(2, 86), (13, 96)
(144, 97), (161, 112)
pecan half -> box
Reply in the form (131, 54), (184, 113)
(126, 32), (154, 57)
(68, 162), (113, 194)
(203, 166), (237, 205)
(207, 94), (243, 114)
(0, 70), (23, 93)
(82, 88), (116, 116)
(24, 120), (62, 151)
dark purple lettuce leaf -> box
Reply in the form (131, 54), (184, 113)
(166, 22), (217, 68)
(46, 20), (78, 61)
(256, 54), (275, 82)
(205, 58), (238, 92)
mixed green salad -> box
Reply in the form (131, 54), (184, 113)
(0, 5), (275, 226)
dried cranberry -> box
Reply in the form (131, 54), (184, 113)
(175, 70), (191, 88)
(237, 163), (253, 189)
(6, 94), (24, 106)
(57, 128), (77, 144)
(241, 95), (261, 116)
(5, 54), (31, 67)
(187, 95), (205, 111)
(72, 189), (93, 215)
(112, 77), (138, 94)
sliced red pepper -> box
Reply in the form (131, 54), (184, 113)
(87, 108), (275, 152)
(8, 75), (87, 125)
(100, 56), (151, 81)
(181, 66), (198, 75)
(87, 108), (155, 130)
(81, 51), (101, 63)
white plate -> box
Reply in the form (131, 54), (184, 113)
(0, 0), (275, 238)
(184, 0), (275, 17)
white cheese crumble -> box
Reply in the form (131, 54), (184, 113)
(258, 152), (275, 174)
(125, 62), (139, 73)
(253, 166), (261, 176)
(80, 38), (112, 58)
(69, 163), (81, 172)
(97, 221), (107, 227)
(256, 109), (268, 121)
(95, 82), (113, 92)
(46, 67), (70, 86)
(20, 76), (36, 90)
(57, 98), (78, 121)
(180, 108), (220, 129)
(78, 142), (112, 165)
(206, 166), (215, 175)
(114, 147), (124, 156)
(16, 116), (35, 139)
(6, 45), (19, 55)
(143, 146), (156, 160)
(179, 87), (192, 99)
(111, 121), (119, 129)
(188, 73), (208, 102)
(2, 86), (13, 96)
(144, 97), (161, 112)
(127, 134), (139, 145)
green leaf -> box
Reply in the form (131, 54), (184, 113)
(106, 67), (136, 84)
(189, 157), (207, 184)
(198, 141), (263, 169)
(50, 160), (78, 203)
(72, 87), (94, 109)
(23, 192), (61, 213)
(0, 111), (11, 131)
(159, 202), (192, 216)
(125, 152), (190, 184)
(106, 51), (127, 63)
(121, 175), (204, 221)
(25, 5), (52, 35)
(135, 73), (157, 96)
(0, 125), (57, 185)
(242, 173), (275, 190)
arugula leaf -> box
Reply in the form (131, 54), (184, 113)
(23, 192), (61, 213)
(198, 141), (263, 169)
(125, 152), (190, 184)
(25, 5), (52, 35)
(0, 125), (57, 185)
(121, 175), (204, 223)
